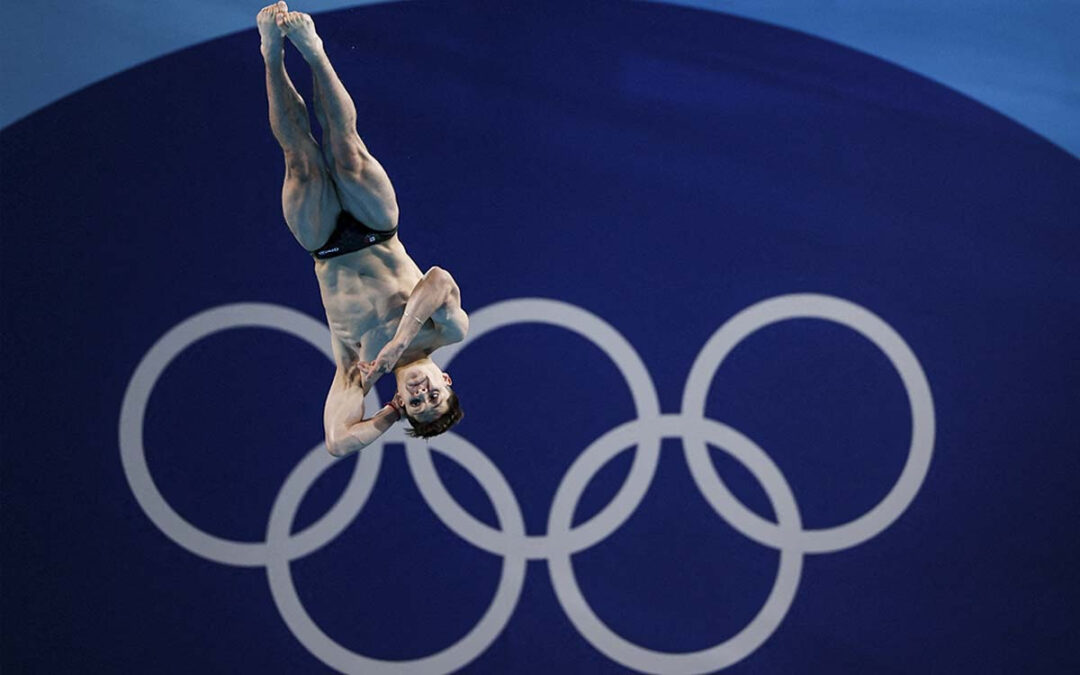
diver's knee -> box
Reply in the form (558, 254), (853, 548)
(329, 136), (367, 176)
(284, 155), (322, 184)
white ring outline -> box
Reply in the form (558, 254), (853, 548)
(265, 427), (527, 675)
(547, 415), (803, 675)
(118, 303), (386, 567)
(682, 293), (935, 553)
(417, 298), (663, 558)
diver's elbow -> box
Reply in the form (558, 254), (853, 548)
(326, 439), (346, 458)
(326, 431), (357, 458)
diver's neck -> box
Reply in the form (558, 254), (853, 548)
(393, 353), (433, 374)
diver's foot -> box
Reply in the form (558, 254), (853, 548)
(278, 10), (325, 63)
(258, 2), (288, 59)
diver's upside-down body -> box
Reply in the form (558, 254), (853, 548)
(258, 1), (468, 455)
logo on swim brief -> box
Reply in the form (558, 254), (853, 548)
(118, 294), (935, 675)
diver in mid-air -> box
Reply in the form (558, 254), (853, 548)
(258, 2), (467, 455)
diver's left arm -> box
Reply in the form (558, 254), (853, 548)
(366, 267), (469, 374)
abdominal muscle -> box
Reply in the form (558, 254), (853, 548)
(314, 237), (424, 366)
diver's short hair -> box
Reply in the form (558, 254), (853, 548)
(404, 390), (463, 439)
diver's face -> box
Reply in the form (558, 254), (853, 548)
(396, 363), (452, 423)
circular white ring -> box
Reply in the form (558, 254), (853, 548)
(681, 294), (935, 553)
(264, 431), (527, 674)
(117, 303), (384, 566)
(418, 298), (663, 558)
(547, 415), (803, 675)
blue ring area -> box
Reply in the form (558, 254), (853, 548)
(2, 1), (1078, 673)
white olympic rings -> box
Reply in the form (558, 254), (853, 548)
(119, 293), (934, 674)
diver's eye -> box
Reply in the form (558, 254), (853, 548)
(430, 391), (439, 401)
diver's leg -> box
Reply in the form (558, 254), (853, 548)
(280, 11), (399, 231)
(311, 75), (338, 178)
(259, 2), (339, 250)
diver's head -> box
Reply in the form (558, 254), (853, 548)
(393, 357), (463, 438)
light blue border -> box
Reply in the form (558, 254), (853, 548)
(3, 1), (1078, 157)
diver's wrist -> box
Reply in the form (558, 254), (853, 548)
(386, 398), (404, 421)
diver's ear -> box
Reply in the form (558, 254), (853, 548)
(443, 373), (452, 386)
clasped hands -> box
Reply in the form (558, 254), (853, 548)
(347, 340), (407, 418)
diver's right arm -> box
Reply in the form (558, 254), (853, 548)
(323, 367), (404, 458)
(325, 400), (401, 457)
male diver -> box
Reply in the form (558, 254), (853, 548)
(258, 2), (467, 456)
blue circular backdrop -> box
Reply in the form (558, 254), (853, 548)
(2, 1), (1078, 673)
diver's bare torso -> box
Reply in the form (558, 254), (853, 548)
(316, 237), (447, 383)
(314, 234), (466, 456)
